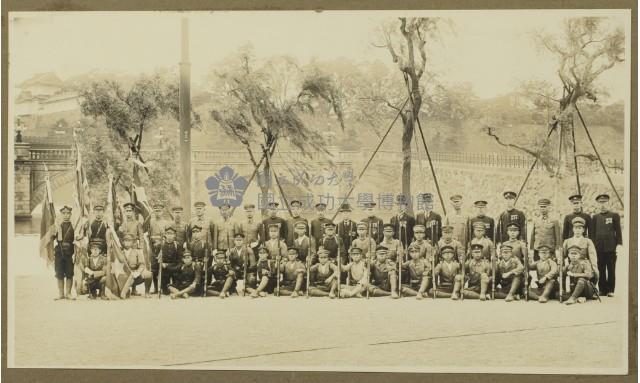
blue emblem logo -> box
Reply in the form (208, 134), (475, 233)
(205, 166), (248, 208)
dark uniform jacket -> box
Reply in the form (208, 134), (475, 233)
(260, 216), (287, 243)
(228, 246), (257, 278)
(256, 259), (276, 280)
(318, 235), (345, 262)
(291, 235), (316, 262)
(465, 259), (491, 287)
(590, 211), (622, 254)
(495, 209), (527, 243)
(565, 260), (594, 288)
(390, 213), (416, 247)
(174, 263), (201, 290)
(187, 216), (215, 247)
(187, 239), (209, 263)
(337, 220), (358, 251)
(89, 219), (108, 253)
(310, 217), (333, 246)
(160, 241), (183, 271)
(370, 260), (396, 289)
(286, 216), (309, 246)
(172, 221), (189, 250)
(279, 260), (306, 285)
(562, 212), (592, 240)
(416, 211), (442, 244)
(82, 255), (107, 279)
(55, 221), (75, 257)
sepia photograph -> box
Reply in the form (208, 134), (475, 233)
(5, 7), (634, 376)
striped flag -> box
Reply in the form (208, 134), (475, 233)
(104, 228), (132, 299)
(39, 166), (56, 266)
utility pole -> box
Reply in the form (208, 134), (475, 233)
(179, 17), (192, 220)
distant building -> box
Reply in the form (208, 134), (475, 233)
(14, 72), (80, 117)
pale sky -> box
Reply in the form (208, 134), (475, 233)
(9, 10), (631, 101)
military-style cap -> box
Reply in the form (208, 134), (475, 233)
(89, 239), (104, 248)
(243, 203), (256, 209)
(183, 250), (192, 257)
(152, 202), (164, 209)
(267, 223), (280, 229)
(449, 194), (463, 202)
(288, 247), (299, 253)
(323, 222), (336, 229)
(318, 247), (330, 255)
(338, 203), (352, 212)
(506, 222), (520, 230)
(122, 233), (135, 240)
(289, 199), (302, 207)
(537, 198), (551, 206)
(164, 226), (176, 233)
(357, 221), (368, 228)
(472, 222), (486, 230)
(568, 194), (582, 202)
(315, 202), (327, 209)
(413, 224), (426, 232)
(234, 233), (245, 239)
(571, 217), (586, 227)
(567, 245), (582, 253)
(215, 250), (227, 257)
(419, 193), (434, 202)
(375, 246), (388, 253)
(473, 200), (488, 207)
(470, 243), (483, 251)
(396, 194), (409, 205)
(122, 202), (135, 210)
(349, 247), (362, 254)
(295, 221), (308, 229)
(501, 244), (513, 251)
(257, 246), (268, 253)
(596, 194), (610, 202)
(191, 224), (202, 232)
(93, 204), (104, 211)
(382, 223), (394, 230)
(503, 190), (517, 199)
(442, 224), (454, 233)
(440, 245), (455, 254)
(537, 245), (551, 251)
(194, 201), (206, 207)
(171, 206), (183, 212)
(408, 245), (421, 253)
(363, 201), (377, 207)
(60, 205), (72, 213)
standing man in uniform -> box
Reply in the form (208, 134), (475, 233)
(118, 202), (144, 248)
(147, 202), (170, 255)
(390, 195), (415, 248)
(53, 206), (75, 300)
(336, 203), (357, 252)
(495, 190), (527, 244)
(562, 194), (592, 240)
(188, 201), (215, 248)
(361, 201), (384, 244)
(444, 194), (468, 249)
(171, 206), (188, 249)
(286, 199), (308, 247)
(467, 200), (494, 242)
(310, 202), (332, 247)
(237, 203), (261, 253)
(260, 201), (287, 245)
(416, 193), (442, 246)
(530, 198), (562, 262)
(215, 203), (235, 251)
(590, 194), (623, 297)
(88, 204), (108, 254)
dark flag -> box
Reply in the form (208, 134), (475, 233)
(39, 166), (56, 266)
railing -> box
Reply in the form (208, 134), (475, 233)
(23, 148), (625, 174)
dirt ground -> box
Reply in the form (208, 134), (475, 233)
(8, 235), (629, 374)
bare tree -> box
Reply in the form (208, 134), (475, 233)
(374, 17), (447, 201)
(485, 17), (624, 176)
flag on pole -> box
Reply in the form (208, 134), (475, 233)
(73, 132), (90, 220)
(104, 228), (132, 299)
(105, 173), (122, 247)
(39, 165), (56, 266)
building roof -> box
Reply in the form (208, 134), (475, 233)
(17, 72), (65, 89)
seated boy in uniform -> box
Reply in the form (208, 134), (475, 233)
(340, 247), (369, 298)
(168, 250), (201, 299)
(563, 245), (596, 305)
(494, 244), (524, 301)
(277, 248), (306, 297)
(411, 224), (434, 260)
(367, 246), (399, 298)
(248, 247), (276, 298)
(121, 233), (153, 298)
(527, 245), (558, 303)
(431, 245), (461, 299)
(206, 250), (234, 298)
(228, 233), (257, 297)
(187, 225), (209, 292)
(461, 243), (492, 300)
(82, 239), (108, 299)
(400, 244), (431, 299)
(308, 248), (339, 298)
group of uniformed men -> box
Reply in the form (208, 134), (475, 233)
(51, 190), (622, 305)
